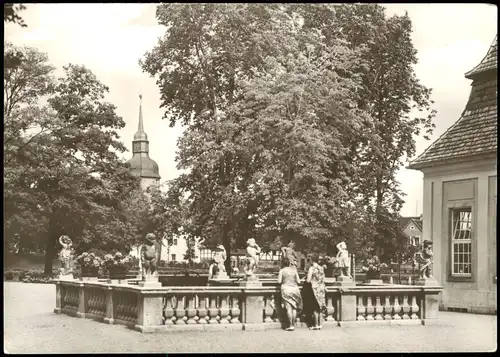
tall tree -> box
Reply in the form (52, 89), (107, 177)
(4, 3), (27, 27)
(3, 49), (141, 273)
(141, 4), (301, 271)
(4, 42), (56, 116)
(142, 4), (374, 264)
(300, 4), (436, 260)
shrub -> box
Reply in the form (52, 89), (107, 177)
(20, 269), (59, 284)
(4, 270), (15, 281)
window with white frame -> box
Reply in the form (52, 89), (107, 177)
(413, 236), (421, 246)
(451, 208), (472, 276)
(173, 238), (178, 246)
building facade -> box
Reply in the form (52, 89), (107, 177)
(408, 36), (497, 314)
(399, 216), (423, 246)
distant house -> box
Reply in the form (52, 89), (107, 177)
(408, 36), (497, 314)
(399, 216), (423, 247)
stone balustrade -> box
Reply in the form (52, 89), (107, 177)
(54, 280), (442, 333)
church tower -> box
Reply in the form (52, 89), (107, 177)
(127, 94), (161, 190)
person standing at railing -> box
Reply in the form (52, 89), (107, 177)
(278, 257), (302, 331)
(302, 255), (326, 330)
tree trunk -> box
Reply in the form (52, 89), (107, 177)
(223, 224), (231, 275)
(44, 227), (57, 275)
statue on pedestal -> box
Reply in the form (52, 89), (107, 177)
(281, 241), (298, 268)
(336, 241), (351, 279)
(140, 233), (159, 279)
(244, 238), (261, 279)
(416, 240), (434, 279)
(58, 235), (74, 279)
(212, 244), (228, 279)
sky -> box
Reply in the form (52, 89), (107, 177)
(5, 3), (498, 217)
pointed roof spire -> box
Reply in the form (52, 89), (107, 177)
(465, 34), (497, 79)
(134, 94), (148, 141)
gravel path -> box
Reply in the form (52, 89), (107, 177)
(3, 282), (497, 353)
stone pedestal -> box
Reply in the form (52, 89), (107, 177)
(239, 275), (262, 287)
(214, 271), (230, 279)
(338, 292), (357, 323)
(332, 276), (355, 287)
(109, 279), (128, 285)
(135, 294), (163, 332)
(364, 279), (384, 285)
(139, 275), (162, 288)
(207, 278), (234, 286)
(415, 278), (439, 286)
(59, 274), (74, 281)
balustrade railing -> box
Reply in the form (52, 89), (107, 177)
(54, 280), (442, 333)
(162, 290), (243, 326)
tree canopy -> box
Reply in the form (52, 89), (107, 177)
(3, 44), (147, 273)
(142, 4), (436, 264)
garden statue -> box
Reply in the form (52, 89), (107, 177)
(208, 259), (219, 280)
(212, 244), (228, 279)
(244, 238), (261, 279)
(58, 235), (74, 279)
(416, 240), (434, 279)
(281, 241), (298, 268)
(140, 233), (160, 278)
(336, 241), (351, 279)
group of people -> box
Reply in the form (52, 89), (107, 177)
(278, 241), (327, 331)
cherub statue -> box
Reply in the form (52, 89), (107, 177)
(58, 235), (74, 277)
(140, 233), (160, 278)
(416, 240), (434, 279)
(336, 241), (351, 278)
(281, 240), (298, 268)
(213, 244), (227, 277)
(244, 238), (261, 278)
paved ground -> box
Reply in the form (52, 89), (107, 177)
(4, 282), (497, 353)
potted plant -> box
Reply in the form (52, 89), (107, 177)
(76, 252), (102, 280)
(103, 252), (138, 284)
(361, 255), (388, 284)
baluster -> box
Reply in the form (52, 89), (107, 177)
(197, 295), (208, 324)
(88, 292), (93, 313)
(219, 295), (230, 324)
(410, 295), (420, 319)
(374, 296), (384, 320)
(230, 295), (241, 323)
(174, 296), (187, 324)
(402, 295), (410, 319)
(186, 294), (198, 324)
(124, 295), (131, 321)
(264, 295), (274, 323)
(393, 296), (402, 320)
(408, 276), (412, 285)
(365, 296), (375, 321)
(208, 295), (219, 324)
(383, 296), (392, 320)
(101, 293), (106, 315)
(163, 296), (176, 324)
(326, 295), (335, 322)
(357, 296), (366, 321)
(389, 276), (394, 284)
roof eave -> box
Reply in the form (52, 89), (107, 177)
(407, 151), (497, 171)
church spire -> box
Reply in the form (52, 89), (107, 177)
(134, 94), (148, 142)
(132, 94), (149, 154)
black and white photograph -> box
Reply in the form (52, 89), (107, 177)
(3, 3), (497, 353)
